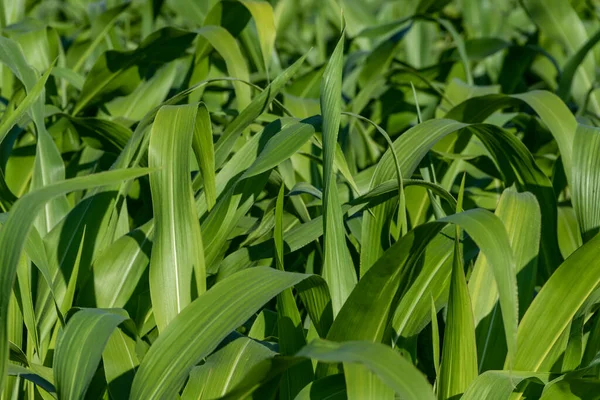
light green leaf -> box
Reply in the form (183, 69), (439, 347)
(572, 124), (600, 242)
(71, 3), (129, 73)
(297, 339), (435, 400)
(212, 53), (307, 168)
(0, 168), (150, 392)
(513, 233), (600, 371)
(73, 27), (196, 114)
(130, 267), (311, 400)
(294, 374), (346, 400)
(192, 103), (216, 210)
(0, 36), (70, 234)
(195, 26), (251, 110)
(239, 0), (276, 72)
(437, 217), (477, 399)
(0, 62), (52, 145)
(53, 308), (128, 400)
(103, 328), (140, 400)
(149, 104), (206, 331)
(522, 0), (600, 114)
(470, 188), (541, 371)
(7, 364), (55, 395)
(181, 336), (275, 400)
(93, 221), (153, 308)
(320, 31), (357, 316)
(275, 184), (314, 399)
(462, 371), (550, 400)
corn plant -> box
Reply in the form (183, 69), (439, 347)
(2, 0), (600, 399)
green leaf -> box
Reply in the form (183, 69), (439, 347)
(243, 118), (318, 180)
(470, 188), (541, 371)
(129, 267), (311, 400)
(192, 103), (216, 210)
(73, 27), (196, 114)
(7, 364), (55, 395)
(195, 25), (251, 110)
(297, 339), (435, 400)
(522, 0), (600, 114)
(274, 184), (314, 399)
(105, 61), (178, 122)
(557, 28), (600, 102)
(0, 36), (70, 234)
(0, 168), (150, 392)
(53, 308), (128, 400)
(446, 91), (575, 186)
(213, 52), (307, 169)
(294, 374), (346, 400)
(238, 0), (276, 72)
(71, 3), (129, 73)
(181, 336), (275, 400)
(324, 208), (517, 396)
(0, 62), (51, 145)
(540, 377), (600, 399)
(149, 103), (206, 331)
(513, 233), (600, 371)
(93, 221), (153, 308)
(462, 371), (550, 400)
(557, 207), (582, 259)
(572, 124), (600, 242)
(102, 328), (139, 400)
(66, 116), (133, 155)
(437, 214), (477, 399)
(320, 31), (357, 316)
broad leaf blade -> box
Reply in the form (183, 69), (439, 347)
(148, 104), (206, 331)
(129, 267), (311, 400)
(53, 308), (127, 400)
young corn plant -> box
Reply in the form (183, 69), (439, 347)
(2, 0), (600, 399)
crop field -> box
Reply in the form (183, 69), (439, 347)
(2, 0), (600, 399)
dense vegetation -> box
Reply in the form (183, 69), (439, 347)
(2, 0), (600, 398)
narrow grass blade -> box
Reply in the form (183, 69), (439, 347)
(557, 29), (600, 102)
(238, 0), (276, 72)
(7, 364), (55, 395)
(192, 103), (216, 210)
(320, 31), (357, 315)
(437, 217), (477, 399)
(73, 28), (195, 114)
(71, 3), (129, 73)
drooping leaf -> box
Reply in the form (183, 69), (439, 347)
(130, 267), (311, 400)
